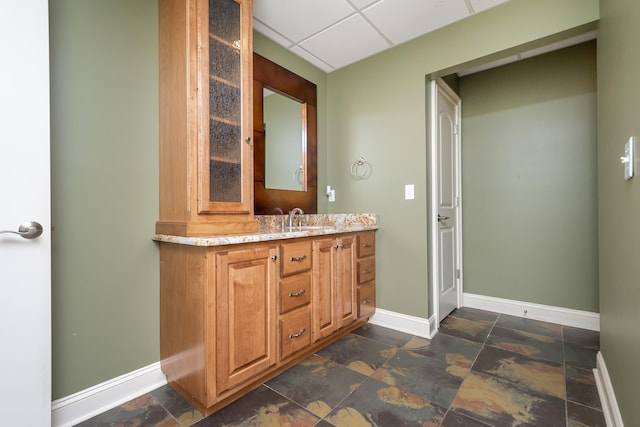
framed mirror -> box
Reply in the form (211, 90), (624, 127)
(253, 53), (317, 214)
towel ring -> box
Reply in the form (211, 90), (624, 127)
(350, 157), (371, 180)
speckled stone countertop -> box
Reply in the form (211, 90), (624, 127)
(153, 213), (378, 247)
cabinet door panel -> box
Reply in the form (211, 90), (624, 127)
(337, 236), (356, 327)
(312, 238), (336, 342)
(216, 246), (276, 393)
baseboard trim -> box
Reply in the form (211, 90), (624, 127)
(369, 308), (435, 338)
(463, 293), (600, 331)
(594, 351), (625, 427)
(51, 362), (167, 427)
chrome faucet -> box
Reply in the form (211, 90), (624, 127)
(288, 207), (304, 229)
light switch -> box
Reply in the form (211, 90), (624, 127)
(328, 189), (335, 202)
(405, 184), (415, 200)
(620, 136), (635, 180)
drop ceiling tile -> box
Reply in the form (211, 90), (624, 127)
(299, 14), (391, 69)
(253, 19), (293, 47)
(253, 0), (355, 43)
(363, 0), (470, 45)
(467, 0), (510, 13)
(348, 0), (382, 10)
(290, 46), (335, 72)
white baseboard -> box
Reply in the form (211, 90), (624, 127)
(594, 352), (624, 427)
(51, 362), (167, 427)
(463, 293), (600, 331)
(369, 308), (435, 338)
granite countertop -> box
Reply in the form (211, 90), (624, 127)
(153, 213), (378, 247)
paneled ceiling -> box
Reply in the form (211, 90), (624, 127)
(253, 0), (512, 73)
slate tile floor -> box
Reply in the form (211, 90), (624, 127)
(76, 308), (604, 426)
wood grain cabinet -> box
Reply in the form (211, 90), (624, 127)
(160, 232), (374, 415)
(156, 0), (258, 236)
(311, 236), (356, 342)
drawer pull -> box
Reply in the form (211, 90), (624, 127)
(362, 299), (373, 304)
(288, 289), (306, 298)
(362, 269), (372, 274)
(334, 244), (344, 249)
(288, 328), (306, 339)
(362, 243), (372, 248)
(290, 254), (307, 262)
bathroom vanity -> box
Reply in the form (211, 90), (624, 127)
(154, 216), (377, 415)
(155, 0), (377, 415)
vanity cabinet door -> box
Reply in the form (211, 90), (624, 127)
(311, 236), (356, 342)
(215, 245), (277, 394)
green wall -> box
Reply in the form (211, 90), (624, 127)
(598, 0), (640, 424)
(460, 41), (598, 312)
(49, 0), (159, 399)
(326, 0), (599, 318)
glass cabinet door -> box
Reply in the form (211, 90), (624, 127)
(200, 0), (252, 212)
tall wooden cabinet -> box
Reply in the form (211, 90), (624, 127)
(157, 0), (258, 236)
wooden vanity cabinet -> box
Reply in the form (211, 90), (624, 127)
(157, 0), (258, 236)
(311, 236), (356, 342)
(160, 232), (374, 415)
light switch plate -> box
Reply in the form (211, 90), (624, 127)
(405, 184), (415, 200)
(622, 136), (634, 180)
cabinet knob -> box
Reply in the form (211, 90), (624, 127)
(270, 255), (278, 261)
(245, 136), (251, 143)
(362, 299), (372, 305)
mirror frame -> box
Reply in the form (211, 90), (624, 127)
(253, 53), (317, 214)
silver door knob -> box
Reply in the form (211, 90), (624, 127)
(0, 221), (43, 239)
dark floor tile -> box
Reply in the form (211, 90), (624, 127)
(193, 385), (319, 427)
(565, 340), (598, 369)
(403, 333), (482, 368)
(325, 377), (447, 427)
(150, 384), (203, 426)
(313, 420), (334, 427)
(75, 393), (179, 427)
(351, 323), (414, 347)
(486, 325), (564, 364)
(563, 326), (600, 351)
(315, 333), (397, 376)
(472, 345), (565, 399)
(567, 401), (606, 427)
(495, 314), (563, 339)
(371, 348), (467, 408)
(441, 410), (492, 427)
(451, 372), (566, 427)
(438, 316), (494, 343)
(265, 354), (367, 418)
(449, 307), (499, 323)
(566, 365), (602, 409)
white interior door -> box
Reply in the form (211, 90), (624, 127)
(431, 78), (462, 323)
(0, 1), (52, 425)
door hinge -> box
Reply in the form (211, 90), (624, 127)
(455, 197), (460, 207)
(456, 269), (460, 279)
(454, 124), (460, 135)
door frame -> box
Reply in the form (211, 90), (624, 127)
(428, 77), (463, 329)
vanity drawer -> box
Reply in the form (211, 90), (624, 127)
(280, 307), (311, 360)
(279, 272), (311, 314)
(357, 283), (376, 319)
(357, 258), (375, 284)
(356, 232), (375, 258)
(280, 241), (312, 276)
